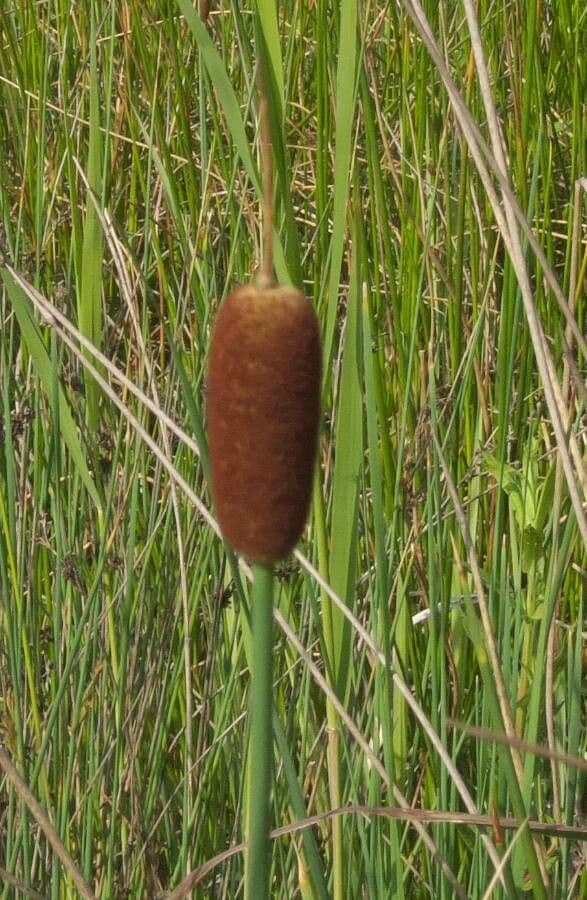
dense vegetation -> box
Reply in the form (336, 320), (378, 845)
(0, 1), (585, 897)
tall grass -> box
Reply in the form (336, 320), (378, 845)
(0, 2), (585, 898)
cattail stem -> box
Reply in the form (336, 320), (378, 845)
(258, 60), (274, 288)
(245, 563), (274, 899)
(245, 55), (276, 892)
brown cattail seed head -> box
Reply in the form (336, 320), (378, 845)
(207, 283), (321, 563)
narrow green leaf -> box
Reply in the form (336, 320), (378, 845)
(255, 0), (284, 117)
(328, 233), (363, 698)
(79, 29), (104, 428)
(324, 1), (360, 371)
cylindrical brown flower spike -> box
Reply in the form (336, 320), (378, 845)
(207, 283), (321, 563)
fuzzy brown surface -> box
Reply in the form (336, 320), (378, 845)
(206, 284), (321, 563)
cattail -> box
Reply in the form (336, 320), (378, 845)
(207, 282), (321, 563)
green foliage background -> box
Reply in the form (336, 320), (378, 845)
(0, 1), (585, 897)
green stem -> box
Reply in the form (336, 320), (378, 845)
(245, 563), (274, 900)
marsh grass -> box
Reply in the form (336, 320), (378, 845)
(0, 1), (585, 898)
